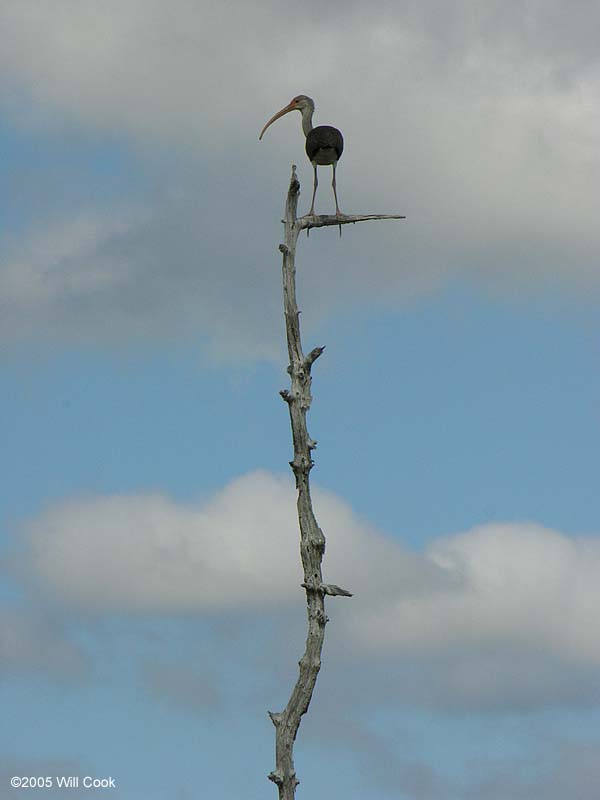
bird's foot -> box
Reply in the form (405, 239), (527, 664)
(304, 209), (316, 236)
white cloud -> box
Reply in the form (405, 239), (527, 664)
(14, 470), (600, 709)
(19, 473), (303, 612)
(352, 522), (600, 661)
(16, 471), (433, 613)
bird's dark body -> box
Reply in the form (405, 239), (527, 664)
(305, 125), (344, 165)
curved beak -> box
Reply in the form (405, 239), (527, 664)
(259, 101), (296, 140)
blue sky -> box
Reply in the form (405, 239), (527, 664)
(1, 2), (600, 798)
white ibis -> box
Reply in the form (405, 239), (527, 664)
(259, 95), (344, 216)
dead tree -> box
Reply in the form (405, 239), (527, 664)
(267, 165), (404, 800)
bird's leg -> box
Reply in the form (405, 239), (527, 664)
(308, 163), (318, 216)
(332, 162), (341, 215)
(332, 163), (342, 237)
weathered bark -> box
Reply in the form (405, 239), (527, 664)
(297, 211), (406, 231)
(268, 165), (404, 799)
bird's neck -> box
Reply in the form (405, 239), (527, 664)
(300, 107), (314, 137)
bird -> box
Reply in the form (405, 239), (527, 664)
(259, 95), (344, 217)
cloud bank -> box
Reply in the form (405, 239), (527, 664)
(14, 470), (600, 709)
(0, 1), (598, 357)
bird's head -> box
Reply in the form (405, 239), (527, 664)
(259, 95), (315, 140)
(288, 95), (315, 113)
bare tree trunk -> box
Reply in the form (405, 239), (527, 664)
(268, 165), (404, 799)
